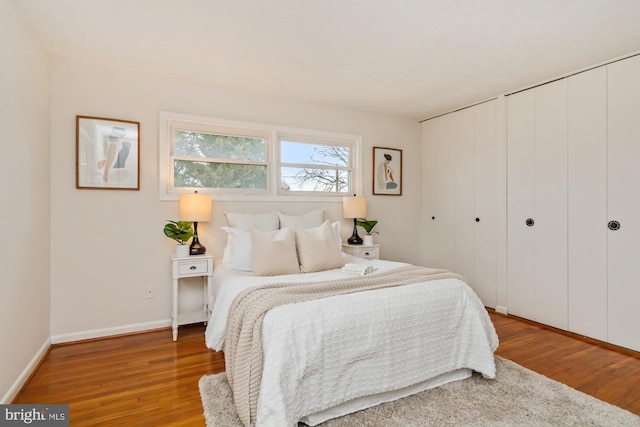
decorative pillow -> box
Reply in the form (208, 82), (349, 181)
(252, 227), (300, 276)
(305, 220), (342, 251)
(277, 209), (324, 229)
(221, 227), (252, 271)
(225, 211), (279, 231)
(295, 220), (345, 273)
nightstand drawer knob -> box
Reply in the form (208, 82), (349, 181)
(190, 266), (197, 270)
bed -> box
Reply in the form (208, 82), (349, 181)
(204, 211), (498, 427)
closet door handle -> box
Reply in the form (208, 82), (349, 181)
(475, 218), (480, 222)
(608, 220), (621, 231)
(432, 216), (435, 220)
(525, 218), (535, 227)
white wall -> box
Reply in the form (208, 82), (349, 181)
(0, 0), (51, 402)
(49, 57), (420, 338)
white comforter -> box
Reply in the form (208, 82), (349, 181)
(205, 256), (498, 427)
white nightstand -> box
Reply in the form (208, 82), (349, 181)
(171, 254), (213, 341)
(342, 243), (380, 260)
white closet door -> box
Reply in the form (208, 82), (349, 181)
(507, 81), (568, 329)
(567, 67), (608, 340)
(422, 102), (500, 308)
(420, 119), (440, 266)
(453, 108), (476, 287)
(534, 80), (568, 330)
(420, 115), (455, 270)
(607, 55), (640, 352)
(420, 118), (439, 266)
(474, 99), (498, 308)
(507, 90), (536, 320)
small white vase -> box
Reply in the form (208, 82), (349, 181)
(175, 244), (190, 257)
(363, 235), (374, 246)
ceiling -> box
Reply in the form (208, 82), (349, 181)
(12, 0), (640, 120)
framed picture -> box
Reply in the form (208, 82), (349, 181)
(373, 147), (402, 195)
(76, 116), (140, 190)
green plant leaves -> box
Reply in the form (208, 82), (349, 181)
(164, 220), (194, 244)
(356, 218), (378, 235)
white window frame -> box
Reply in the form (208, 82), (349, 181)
(159, 111), (362, 202)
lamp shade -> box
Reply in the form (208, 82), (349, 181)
(179, 192), (212, 222)
(342, 195), (367, 218)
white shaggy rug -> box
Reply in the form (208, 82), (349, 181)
(199, 356), (640, 426)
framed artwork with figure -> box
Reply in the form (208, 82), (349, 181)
(373, 146), (402, 196)
(76, 116), (140, 190)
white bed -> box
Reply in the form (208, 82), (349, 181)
(205, 254), (498, 427)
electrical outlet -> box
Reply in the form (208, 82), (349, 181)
(145, 286), (155, 299)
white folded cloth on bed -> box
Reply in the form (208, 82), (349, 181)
(341, 263), (377, 275)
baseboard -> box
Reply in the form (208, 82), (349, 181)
(1, 337), (51, 404)
(495, 305), (508, 315)
(50, 319), (172, 345)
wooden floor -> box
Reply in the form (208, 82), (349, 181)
(13, 312), (640, 425)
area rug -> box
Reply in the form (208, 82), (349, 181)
(199, 356), (640, 426)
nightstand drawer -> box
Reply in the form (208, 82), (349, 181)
(355, 246), (379, 260)
(342, 244), (380, 260)
(177, 260), (209, 275)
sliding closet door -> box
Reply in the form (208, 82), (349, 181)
(420, 114), (455, 270)
(567, 67), (608, 341)
(453, 108), (476, 287)
(534, 80), (568, 330)
(474, 100), (498, 308)
(420, 116), (440, 267)
(507, 90), (536, 320)
(507, 80), (568, 330)
(422, 101), (500, 308)
(607, 55), (640, 351)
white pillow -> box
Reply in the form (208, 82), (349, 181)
(295, 221), (345, 273)
(277, 209), (324, 229)
(221, 227), (252, 271)
(252, 227), (300, 276)
(305, 220), (342, 251)
(225, 211), (279, 231)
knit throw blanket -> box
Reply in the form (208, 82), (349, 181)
(224, 265), (466, 427)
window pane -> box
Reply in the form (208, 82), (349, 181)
(281, 167), (350, 192)
(174, 160), (267, 189)
(175, 131), (266, 161)
(281, 141), (349, 167)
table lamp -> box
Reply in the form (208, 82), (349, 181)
(343, 194), (367, 245)
(179, 191), (212, 255)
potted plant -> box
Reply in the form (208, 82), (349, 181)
(164, 220), (194, 257)
(356, 218), (378, 245)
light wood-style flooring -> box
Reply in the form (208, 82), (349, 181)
(13, 311), (640, 425)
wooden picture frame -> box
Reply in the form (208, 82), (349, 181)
(76, 116), (140, 190)
(372, 147), (402, 195)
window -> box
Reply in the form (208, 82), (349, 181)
(279, 137), (353, 194)
(173, 128), (269, 191)
(159, 112), (362, 201)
